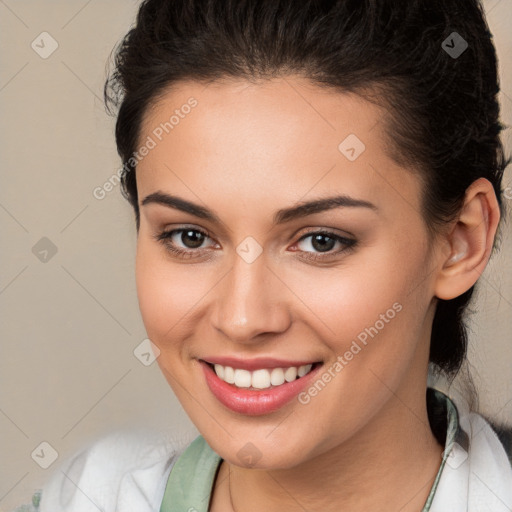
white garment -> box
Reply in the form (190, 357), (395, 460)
(430, 412), (512, 511)
(38, 428), (187, 512)
(31, 409), (512, 512)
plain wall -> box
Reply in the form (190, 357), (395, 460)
(1, 0), (511, 509)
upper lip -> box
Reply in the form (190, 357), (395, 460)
(199, 356), (321, 371)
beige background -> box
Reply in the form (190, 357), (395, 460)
(1, 0), (511, 509)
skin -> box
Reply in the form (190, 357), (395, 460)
(134, 76), (500, 511)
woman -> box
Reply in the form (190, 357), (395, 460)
(18, 0), (512, 510)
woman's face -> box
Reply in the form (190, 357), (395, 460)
(135, 77), (442, 468)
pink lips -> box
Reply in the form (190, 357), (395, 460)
(199, 359), (323, 416)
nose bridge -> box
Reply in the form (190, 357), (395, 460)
(212, 245), (290, 341)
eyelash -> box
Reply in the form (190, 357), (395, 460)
(153, 226), (357, 262)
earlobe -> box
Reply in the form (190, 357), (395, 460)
(434, 178), (500, 300)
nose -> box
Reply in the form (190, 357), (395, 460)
(211, 252), (292, 344)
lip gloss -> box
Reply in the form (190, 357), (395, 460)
(200, 360), (323, 415)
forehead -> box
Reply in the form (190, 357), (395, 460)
(136, 77), (422, 220)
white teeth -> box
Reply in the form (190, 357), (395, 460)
(223, 365), (235, 384)
(212, 363), (314, 390)
(251, 369), (270, 389)
(270, 368), (285, 386)
(234, 369), (252, 388)
(214, 364), (224, 380)
(297, 365), (310, 377)
(284, 366), (297, 382)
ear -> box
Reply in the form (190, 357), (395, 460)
(434, 178), (501, 300)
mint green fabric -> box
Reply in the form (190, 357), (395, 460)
(159, 434), (222, 512)
(159, 388), (460, 512)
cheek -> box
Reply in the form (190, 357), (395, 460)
(287, 242), (429, 392)
(285, 248), (429, 423)
(135, 239), (207, 351)
(287, 250), (412, 340)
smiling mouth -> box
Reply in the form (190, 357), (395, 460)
(201, 360), (323, 391)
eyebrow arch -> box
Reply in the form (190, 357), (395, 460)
(141, 191), (377, 225)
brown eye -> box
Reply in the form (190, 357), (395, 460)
(154, 227), (216, 259)
(178, 229), (206, 249)
(307, 233), (337, 252)
(294, 230), (357, 262)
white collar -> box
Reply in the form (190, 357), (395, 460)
(428, 388), (512, 511)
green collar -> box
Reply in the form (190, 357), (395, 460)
(160, 434), (222, 511)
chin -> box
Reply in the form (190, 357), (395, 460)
(207, 431), (315, 470)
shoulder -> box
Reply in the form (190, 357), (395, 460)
(428, 389), (512, 510)
(437, 410), (512, 510)
(38, 428), (194, 512)
(430, 387), (512, 468)
(462, 412), (512, 468)
(482, 416), (512, 465)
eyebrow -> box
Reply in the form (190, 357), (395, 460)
(141, 191), (377, 225)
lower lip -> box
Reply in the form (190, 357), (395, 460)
(199, 360), (323, 416)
